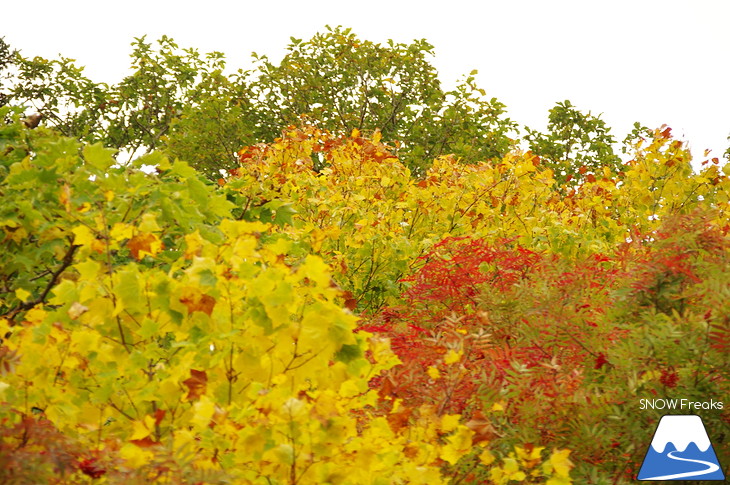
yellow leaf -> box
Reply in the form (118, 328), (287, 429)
(130, 415), (155, 440)
(549, 449), (573, 477)
(110, 222), (134, 242)
(351, 128), (360, 138)
(444, 349), (463, 365)
(516, 445), (544, 462)
(191, 395), (215, 430)
(339, 379), (366, 398)
(299, 254), (331, 288)
(74, 260), (101, 281)
(24, 307), (47, 326)
(441, 414), (461, 432)
(546, 477), (572, 485)
(72, 225), (96, 248)
(426, 366), (441, 379)
(70, 329), (100, 354)
(479, 448), (496, 466)
(372, 130), (382, 144)
(14, 288), (31, 302)
(104, 190), (115, 202)
(120, 442), (154, 468)
(440, 426), (474, 465)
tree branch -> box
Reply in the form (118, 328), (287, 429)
(3, 241), (79, 323)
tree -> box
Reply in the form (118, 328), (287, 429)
(3, 42), (106, 140)
(4, 36), (235, 163)
(250, 26), (518, 174)
(163, 69), (261, 179)
(525, 100), (623, 186)
(0, 110), (480, 484)
(0, 37), (15, 108)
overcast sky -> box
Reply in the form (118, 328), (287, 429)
(3, 0), (729, 165)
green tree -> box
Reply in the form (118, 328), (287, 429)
(249, 26), (517, 174)
(525, 100), (623, 186)
(4, 36), (234, 162)
(0, 37), (15, 108)
(4, 28), (517, 177)
(163, 69), (260, 179)
(3, 44), (105, 137)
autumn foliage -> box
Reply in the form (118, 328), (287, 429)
(1, 103), (729, 484)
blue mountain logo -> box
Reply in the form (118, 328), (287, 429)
(638, 414), (725, 481)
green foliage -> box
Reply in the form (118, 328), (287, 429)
(164, 69), (259, 179)
(5, 49), (105, 139)
(0, 37), (14, 108)
(250, 26), (517, 174)
(4, 36), (233, 162)
(525, 100), (622, 186)
(4, 27), (520, 178)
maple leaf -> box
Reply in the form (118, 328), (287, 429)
(386, 406), (413, 434)
(179, 287), (216, 316)
(127, 232), (164, 260)
(183, 369), (207, 401)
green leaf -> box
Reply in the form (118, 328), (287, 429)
(82, 143), (116, 171)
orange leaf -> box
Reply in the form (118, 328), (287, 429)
(127, 233), (164, 260)
(129, 437), (160, 448)
(183, 369), (207, 401)
(179, 287), (216, 316)
(465, 410), (500, 444)
(341, 290), (358, 311)
(386, 406), (413, 433)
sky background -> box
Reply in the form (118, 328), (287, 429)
(3, 0), (729, 165)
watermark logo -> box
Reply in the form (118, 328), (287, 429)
(637, 414), (725, 481)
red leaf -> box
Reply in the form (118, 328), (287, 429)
(153, 408), (166, 426)
(78, 458), (106, 479)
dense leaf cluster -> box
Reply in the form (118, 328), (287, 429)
(1, 29), (729, 484)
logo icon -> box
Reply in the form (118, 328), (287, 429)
(637, 414), (725, 481)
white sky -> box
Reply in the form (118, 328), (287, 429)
(3, 0), (729, 165)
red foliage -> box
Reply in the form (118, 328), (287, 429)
(78, 456), (106, 479)
(659, 368), (679, 388)
(400, 236), (541, 319)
